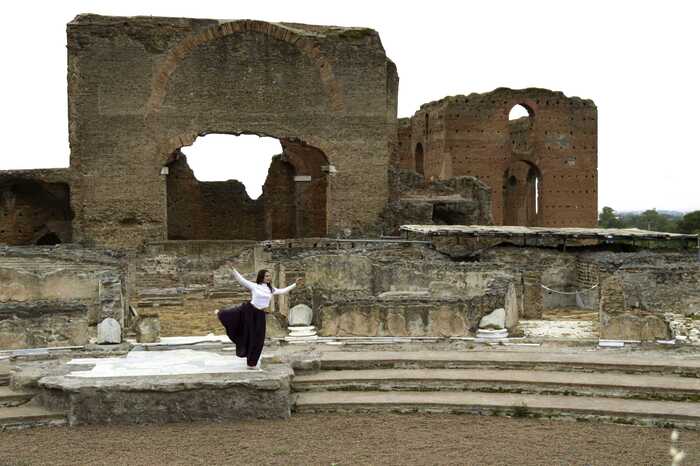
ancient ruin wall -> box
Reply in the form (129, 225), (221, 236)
(0, 170), (73, 246)
(166, 154), (264, 240)
(405, 88), (598, 227)
(67, 15), (397, 248)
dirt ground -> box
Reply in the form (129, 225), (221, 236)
(1, 414), (697, 466)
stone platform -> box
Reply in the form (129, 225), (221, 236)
(33, 350), (292, 426)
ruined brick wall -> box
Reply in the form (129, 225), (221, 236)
(166, 154), (264, 240)
(410, 103), (450, 179)
(0, 170), (73, 246)
(67, 16), (397, 248)
(381, 169), (492, 234)
(263, 157), (296, 240)
(397, 118), (413, 171)
(404, 88), (597, 227)
(278, 140), (329, 238)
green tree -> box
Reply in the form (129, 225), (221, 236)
(634, 209), (678, 232)
(677, 210), (700, 234)
(598, 206), (623, 228)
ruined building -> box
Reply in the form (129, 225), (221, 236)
(0, 15), (597, 249)
(0, 15), (697, 350)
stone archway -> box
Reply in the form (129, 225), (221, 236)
(165, 132), (330, 240)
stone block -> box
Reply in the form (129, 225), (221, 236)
(600, 314), (669, 341)
(97, 318), (121, 344)
(288, 304), (313, 326)
(137, 316), (160, 343)
(479, 308), (506, 330)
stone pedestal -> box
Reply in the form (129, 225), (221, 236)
(285, 325), (318, 342)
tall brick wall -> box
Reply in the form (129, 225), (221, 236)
(404, 88), (598, 227)
(66, 15), (397, 248)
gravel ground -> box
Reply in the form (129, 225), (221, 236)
(1, 414), (697, 466)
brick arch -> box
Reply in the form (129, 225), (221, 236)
(505, 100), (537, 119)
(145, 20), (344, 119)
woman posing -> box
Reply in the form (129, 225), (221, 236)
(216, 268), (301, 369)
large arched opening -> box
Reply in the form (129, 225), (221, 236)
(165, 133), (329, 241)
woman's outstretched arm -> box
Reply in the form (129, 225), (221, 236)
(232, 269), (256, 291)
(272, 277), (303, 295)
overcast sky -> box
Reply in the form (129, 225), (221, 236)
(1, 0), (697, 211)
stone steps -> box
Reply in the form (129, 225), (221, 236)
(0, 360), (9, 386)
(0, 387), (35, 408)
(292, 368), (700, 402)
(310, 351), (700, 377)
(0, 406), (66, 430)
(293, 391), (700, 429)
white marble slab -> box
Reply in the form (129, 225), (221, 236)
(66, 349), (254, 377)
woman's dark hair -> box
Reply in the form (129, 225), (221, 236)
(256, 269), (274, 292)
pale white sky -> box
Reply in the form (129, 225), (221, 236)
(1, 0), (698, 211)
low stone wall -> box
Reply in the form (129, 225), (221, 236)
(37, 364), (292, 425)
(318, 295), (506, 337)
(0, 246), (126, 349)
(0, 302), (88, 348)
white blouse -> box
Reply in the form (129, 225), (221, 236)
(232, 270), (296, 310)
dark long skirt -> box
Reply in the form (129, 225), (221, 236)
(217, 302), (266, 367)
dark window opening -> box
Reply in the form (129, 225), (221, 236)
(36, 232), (61, 245)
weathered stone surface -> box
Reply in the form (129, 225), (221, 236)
(10, 359), (93, 391)
(318, 293), (503, 337)
(36, 364), (293, 425)
(288, 304), (313, 326)
(429, 308), (468, 336)
(479, 308), (506, 330)
(97, 318), (121, 344)
(0, 246), (125, 349)
(600, 314), (670, 341)
(136, 316), (160, 343)
(266, 314), (287, 338)
(0, 303), (89, 350)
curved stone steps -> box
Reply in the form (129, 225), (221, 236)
(292, 368), (700, 401)
(293, 391), (700, 429)
(313, 351), (700, 377)
(0, 406), (66, 431)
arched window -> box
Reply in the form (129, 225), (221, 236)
(508, 104), (533, 129)
(415, 143), (425, 176)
